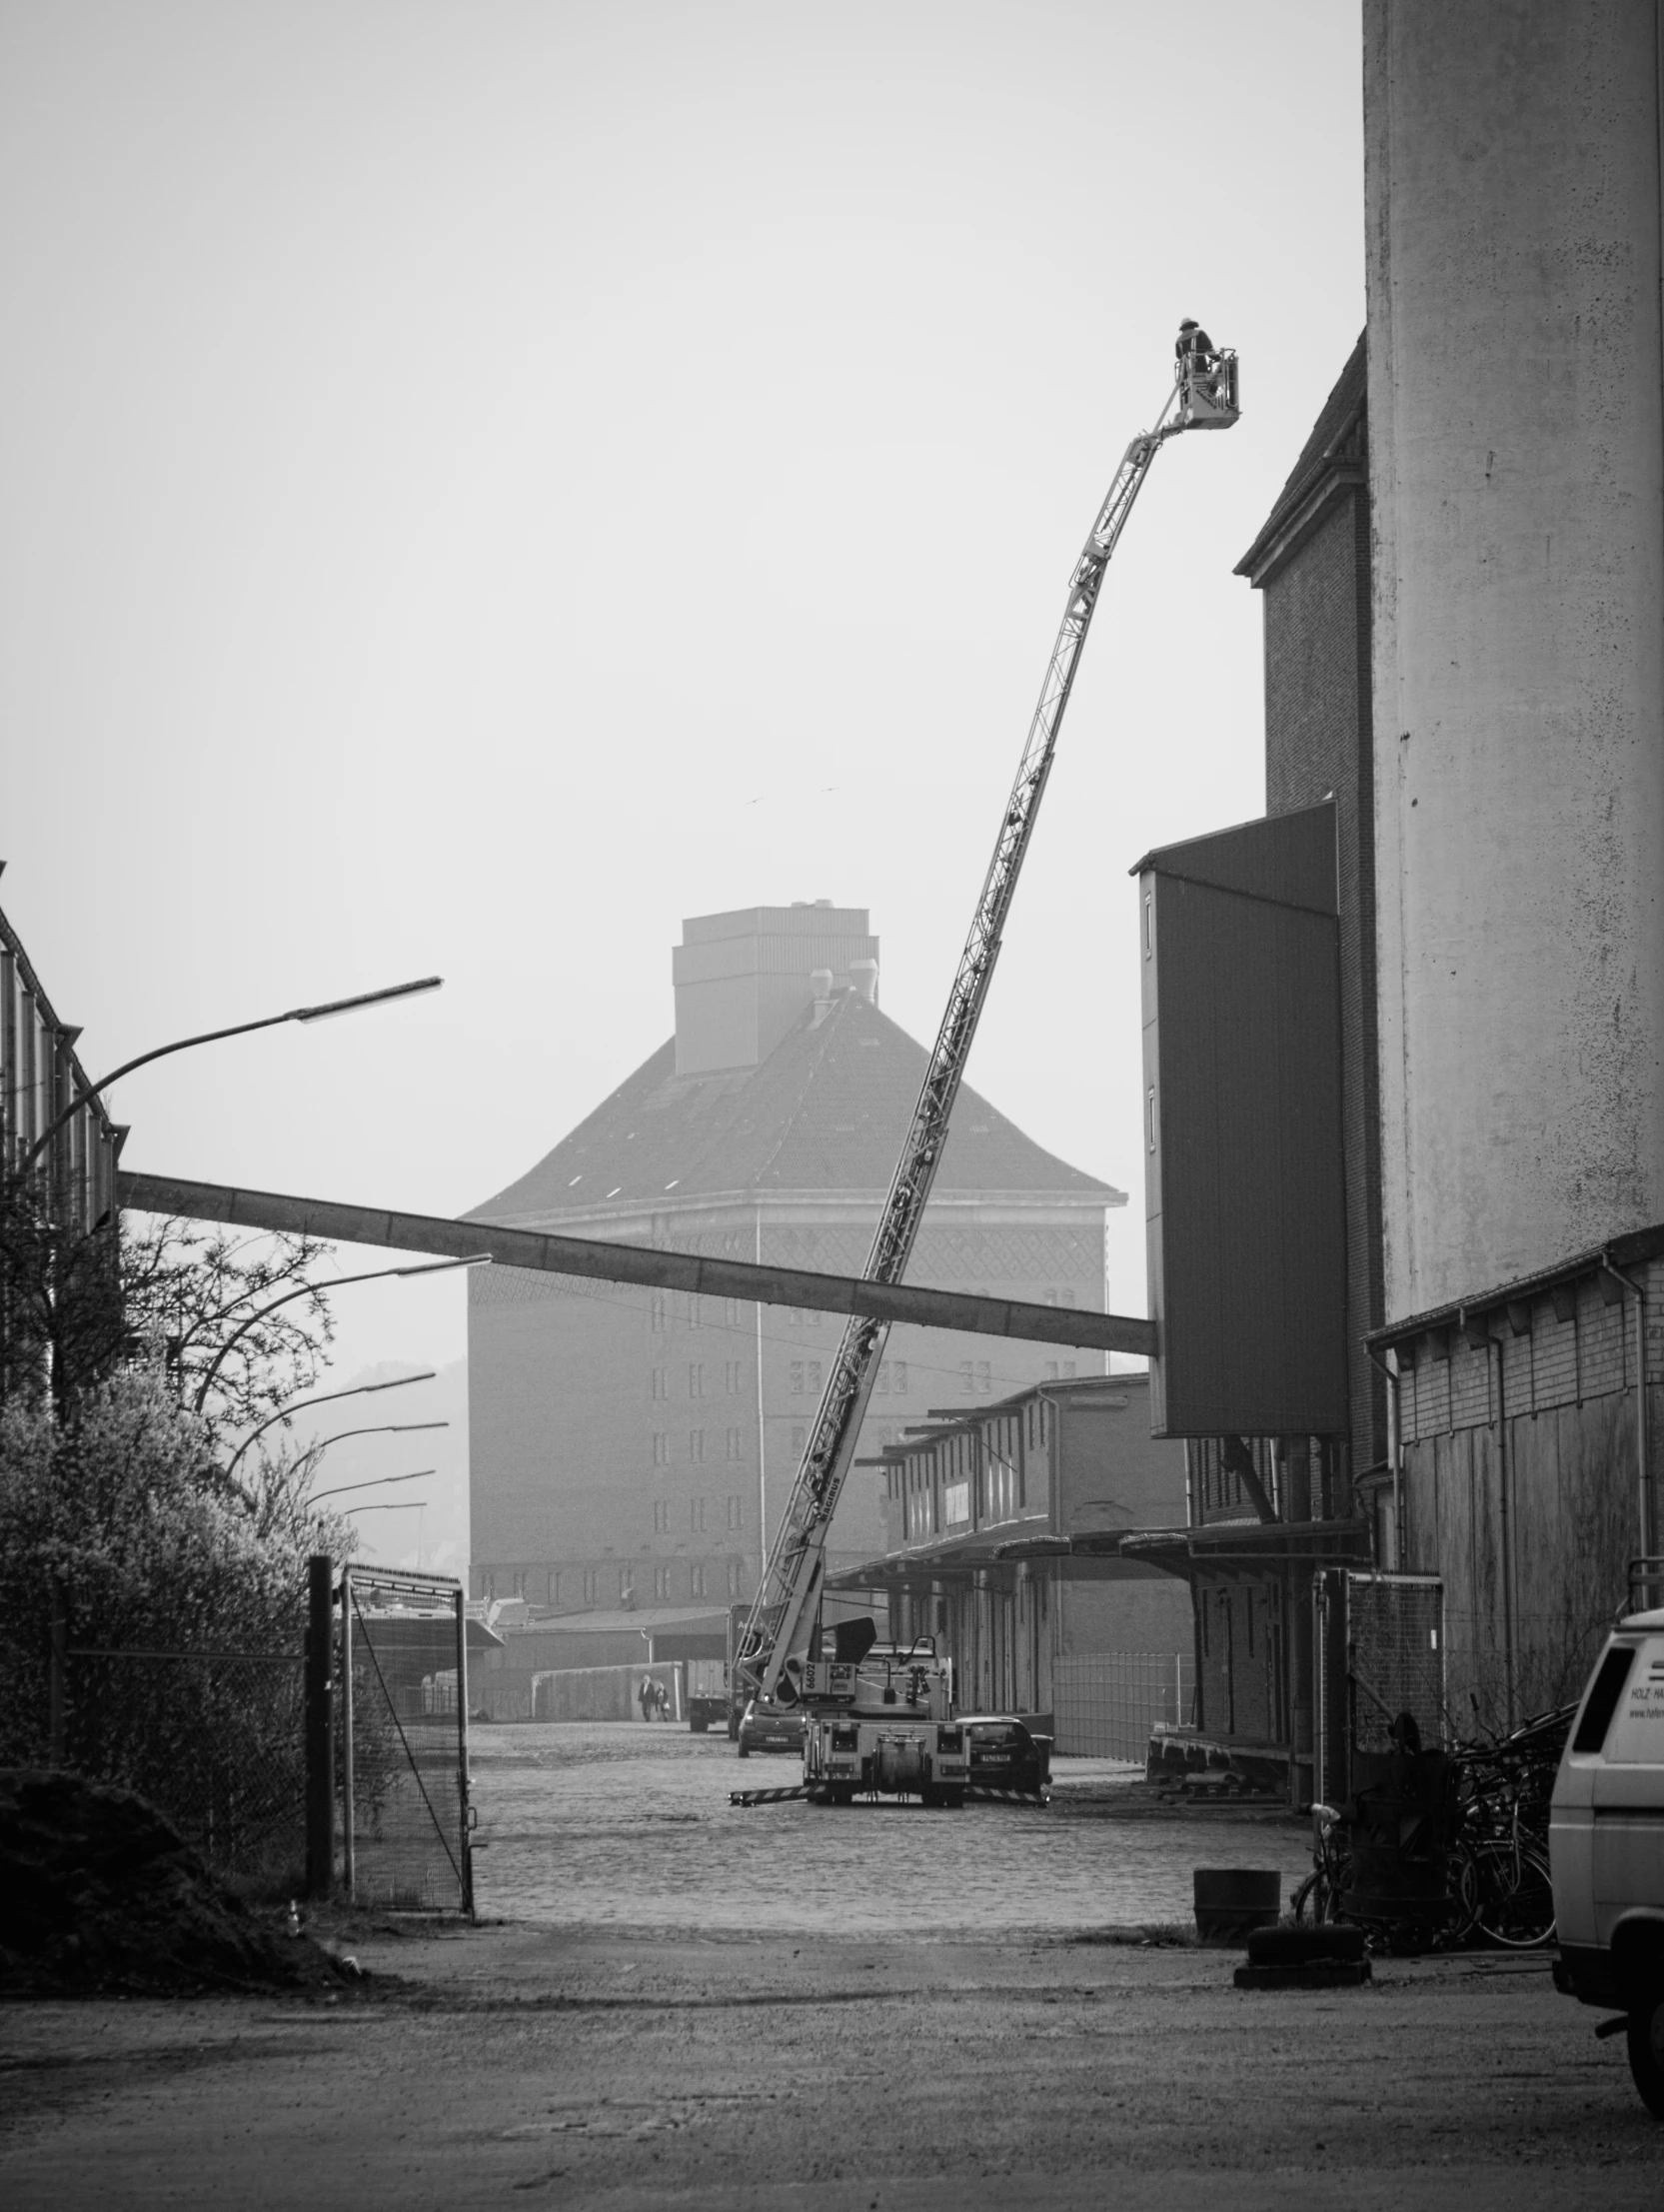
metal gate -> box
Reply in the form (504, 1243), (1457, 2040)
(341, 1566), (473, 1914)
(1313, 1569), (1445, 1805)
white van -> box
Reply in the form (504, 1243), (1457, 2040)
(1550, 1606), (1664, 2116)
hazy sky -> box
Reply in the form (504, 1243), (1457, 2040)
(2, 2), (1363, 1563)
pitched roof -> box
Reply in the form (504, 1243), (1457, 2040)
(1234, 332), (1366, 582)
(471, 990), (1115, 1221)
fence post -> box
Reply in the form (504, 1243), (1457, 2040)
(340, 1569), (355, 1903)
(304, 1553), (335, 1899)
(455, 1584), (474, 1918)
(48, 1574), (67, 1766)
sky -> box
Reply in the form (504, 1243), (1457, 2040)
(1, 1), (1364, 1566)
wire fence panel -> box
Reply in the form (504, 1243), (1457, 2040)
(1052, 1652), (1193, 1759)
(59, 1649), (306, 1884)
(1346, 1572), (1446, 1755)
(344, 1568), (472, 1914)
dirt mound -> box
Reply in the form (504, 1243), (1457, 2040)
(0, 1768), (356, 1996)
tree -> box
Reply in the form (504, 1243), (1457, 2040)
(119, 1214), (337, 1442)
(0, 1178), (125, 1416)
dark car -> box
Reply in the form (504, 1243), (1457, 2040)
(736, 1697), (808, 1758)
(959, 1715), (1052, 1797)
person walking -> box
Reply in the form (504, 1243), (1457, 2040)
(638, 1672), (655, 1722)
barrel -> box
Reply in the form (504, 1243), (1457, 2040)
(1193, 1867), (1281, 1944)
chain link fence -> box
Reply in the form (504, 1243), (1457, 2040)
(49, 1645), (307, 1888)
(343, 1567), (472, 1914)
(1052, 1651), (1193, 1759)
(1315, 1569), (1446, 1801)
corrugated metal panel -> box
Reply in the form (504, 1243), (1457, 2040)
(1141, 804), (1347, 1436)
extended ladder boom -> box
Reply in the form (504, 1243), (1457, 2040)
(737, 351), (1239, 1707)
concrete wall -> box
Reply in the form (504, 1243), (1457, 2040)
(1365, 1), (1664, 1317)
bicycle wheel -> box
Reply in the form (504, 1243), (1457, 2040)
(1443, 1838), (1484, 1946)
(1292, 1851), (1350, 1925)
(1471, 1842), (1556, 1948)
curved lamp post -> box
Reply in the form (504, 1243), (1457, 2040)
(311, 1467), (435, 1502)
(20, 975), (443, 1174)
(223, 1369), (439, 1480)
(191, 1253), (488, 1412)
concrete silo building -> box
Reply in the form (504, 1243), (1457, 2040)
(1359, 2), (1664, 1721)
(466, 904), (1120, 1614)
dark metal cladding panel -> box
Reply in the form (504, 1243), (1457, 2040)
(1141, 809), (1348, 1436)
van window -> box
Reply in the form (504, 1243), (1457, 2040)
(1597, 1638), (1664, 1764)
(1572, 1642), (1639, 1753)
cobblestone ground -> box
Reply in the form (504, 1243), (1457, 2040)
(469, 1720), (1313, 1933)
(5, 1724), (1660, 2210)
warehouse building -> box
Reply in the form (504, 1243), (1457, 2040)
(466, 903), (1120, 1615)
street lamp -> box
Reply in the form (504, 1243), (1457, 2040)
(20, 975), (443, 1173)
(223, 1368), (439, 1479)
(191, 1253), (488, 1411)
(311, 1467), (435, 1502)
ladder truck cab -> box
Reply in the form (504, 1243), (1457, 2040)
(790, 1619), (965, 1807)
(732, 332), (1239, 1811)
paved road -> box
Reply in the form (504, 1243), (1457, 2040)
(468, 1720), (1313, 1934)
(7, 1725), (1656, 2208)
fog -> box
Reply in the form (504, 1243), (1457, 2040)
(1, 1), (1363, 1564)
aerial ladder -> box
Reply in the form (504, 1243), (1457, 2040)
(733, 339), (1240, 1804)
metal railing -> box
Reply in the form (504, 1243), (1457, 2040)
(1052, 1651), (1193, 1760)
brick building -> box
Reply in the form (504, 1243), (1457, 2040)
(466, 904), (1120, 1613)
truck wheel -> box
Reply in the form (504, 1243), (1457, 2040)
(1627, 1992), (1664, 2119)
(691, 1717), (708, 1734)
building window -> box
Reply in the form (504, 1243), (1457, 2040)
(651, 1291), (668, 1332)
(653, 1498), (670, 1533)
(726, 1427), (743, 1462)
(655, 1564), (673, 1600)
(689, 1361), (705, 1398)
(790, 1360), (823, 1396)
(724, 1298), (742, 1325)
(620, 1568), (634, 1604)
(690, 1428), (706, 1463)
(653, 1431), (670, 1466)
(959, 1360), (992, 1395)
(1041, 1361), (1077, 1381)
(691, 1562), (707, 1598)
(513, 1570), (528, 1599)
(583, 1566), (601, 1604)
(727, 1495), (744, 1530)
(689, 1295), (702, 1329)
(691, 1497), (707, 1532)
(652, 1367), (668, 1399)
(1147, 1086), (1157, 1153)
(1144, 892), (1153, 961)
(725, 1359), (743, 1395)
(727, 1558), (743, 1597)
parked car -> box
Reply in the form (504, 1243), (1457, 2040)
(958, 1714), (1052, 1797)
(736, 1697), (808, 1758)
(1549, 1602), (1664, 2115)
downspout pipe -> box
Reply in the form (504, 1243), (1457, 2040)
(1600, 1253), (1652, 1563)
(1364, 1341), (1402, 1570)
(1471, 1314), (1517, 1734)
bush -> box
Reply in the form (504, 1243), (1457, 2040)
(0, 1371), (351, 1869)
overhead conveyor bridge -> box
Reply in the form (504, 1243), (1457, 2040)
(117, 1169), (1156, 1358)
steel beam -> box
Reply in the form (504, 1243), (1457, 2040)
(119, 1169), (1157, 1356)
